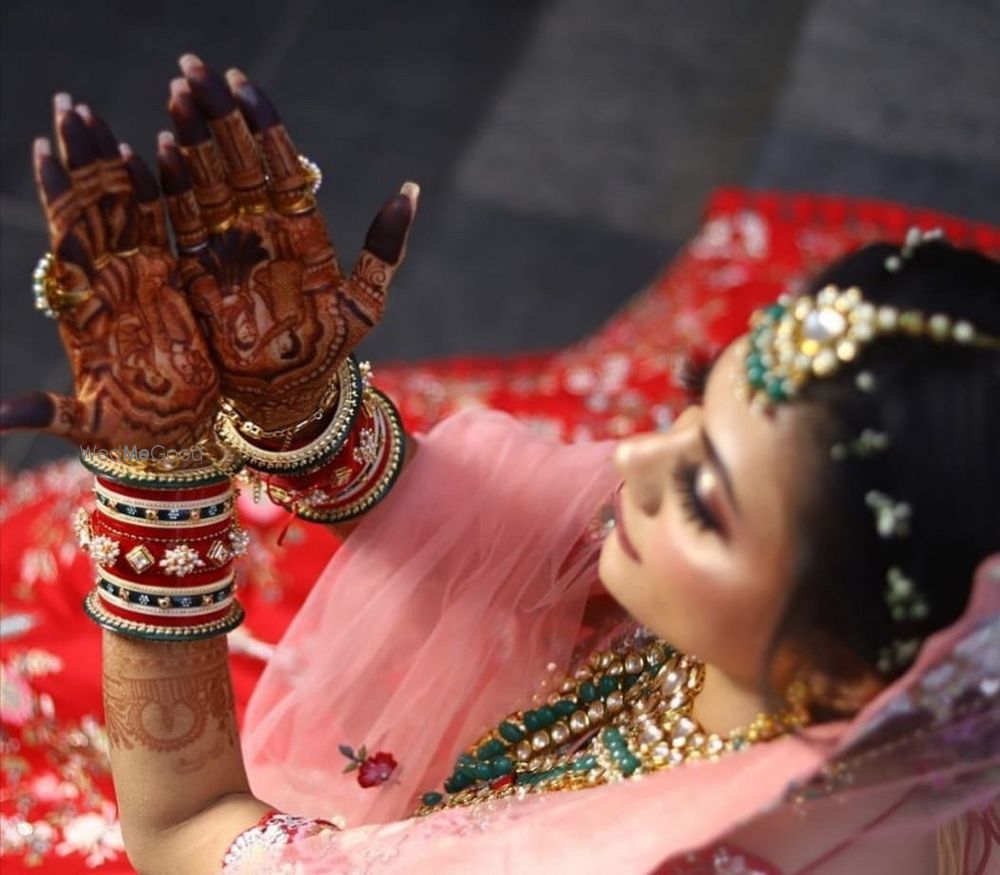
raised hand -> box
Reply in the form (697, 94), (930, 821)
(0, 96), (219, 450)
(162, 55), (419, 432)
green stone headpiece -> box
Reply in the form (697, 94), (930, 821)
(742, 284), (1000, 408)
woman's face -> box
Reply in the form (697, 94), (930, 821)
(598, 338), (820, 688)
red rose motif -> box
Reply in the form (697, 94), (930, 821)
(356, 752), (398, 788)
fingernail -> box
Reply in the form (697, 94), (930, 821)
(225, 68), (249, 89)
(53, 92), (72, 114)
(365, 194), (414, 263)
(157, 130), (176, 150)
(400, 181), (421, 202)
(37, 153), (71, 197)
(76, 103), (94, 122)
(119, 142), (133, 158)
(179, 53), (204, 74)
(0, 393), (53, 431)
(86, 115), (119, 159)
(233, 81), (280, 131)
(126, 155), (159, 201)
(59, 111), (98, 167)
(33, 137), (52, 158)
(185, 62), (236, 118)
(169, 91), (211, 145)
(169, 77), (190, 99)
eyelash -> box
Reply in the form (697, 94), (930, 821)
(676, 350), (718, 402)
(672, 460), (720, 533)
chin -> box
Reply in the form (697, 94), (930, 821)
(598, 534), (675, 643)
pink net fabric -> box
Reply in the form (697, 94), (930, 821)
(238, 409), (999, 873)
(242, 409), (619, 825)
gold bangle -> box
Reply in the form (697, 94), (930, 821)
(94, 479), (232, 510)
(215, 357), (363, 472)
(218, 361), (352, 441)
(79, 438), (243, 486)
(293, 389), (405, 524)
(83, 589), (244, 641)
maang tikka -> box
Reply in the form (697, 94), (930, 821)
(738, 228), (999, 674)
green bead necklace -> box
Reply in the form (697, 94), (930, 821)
(414, 632), (808, 816)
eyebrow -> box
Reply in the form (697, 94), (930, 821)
(701, 427), (740, 516)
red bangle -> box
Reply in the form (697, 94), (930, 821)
(78, 472), (247, 641)
(261, 388), (405, 524)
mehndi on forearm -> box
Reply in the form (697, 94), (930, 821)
(102, 633), (269, 871)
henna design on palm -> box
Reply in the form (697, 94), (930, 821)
(0, 96), (218, 449)
(161, 55), (418, 432)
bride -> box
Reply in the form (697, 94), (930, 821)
(2, 53), (997, 874)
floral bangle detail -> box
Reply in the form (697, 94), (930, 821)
(77, 473), (247, 641)
(259, 387), (405, 525)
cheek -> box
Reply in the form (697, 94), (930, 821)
(603, 518), (781, 680)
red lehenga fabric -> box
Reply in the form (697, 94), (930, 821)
(1, 189), (998, 872)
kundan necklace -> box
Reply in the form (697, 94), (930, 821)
(414, 631), (809, 816)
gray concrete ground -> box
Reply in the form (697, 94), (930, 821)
(2, 0), (997, 469)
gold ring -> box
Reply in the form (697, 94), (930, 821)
(32, 253), (93, 319)
(207, 213), (238, 235)
(275, 191), (318, 216)
(298, 155), (322, 194)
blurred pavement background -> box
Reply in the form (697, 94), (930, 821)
(2, 0), (998, 468)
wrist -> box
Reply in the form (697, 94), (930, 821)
(215, 356), (366, 475)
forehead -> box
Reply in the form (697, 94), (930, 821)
(703, 339), (818, 539)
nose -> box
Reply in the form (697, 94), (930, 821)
(614, 405), (699, 516)
(614, 433), (673, 516)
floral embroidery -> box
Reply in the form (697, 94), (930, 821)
(0, 649), (123, 869)
(339, 743), (399, 788)
(222, 812), (340, 869)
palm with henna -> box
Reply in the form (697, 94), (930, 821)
(160, 54), (419, 432)
(0, 95), (219, 451)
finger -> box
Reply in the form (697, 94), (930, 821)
(0, 391), (85, 440)
(168, 77), (236, 234)
(178, 58), (268, 210)
(344, 182), (419, 329)
(33, 137), (92, 279)
(157, 130), (209, 254)
(121, 144), (169, 249)
(54, 96), (107, 261)
(365, 182), (419, 265)
(226, 68), (311, 214)
(77, 104), (139, 251)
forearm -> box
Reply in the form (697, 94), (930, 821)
(103, 631), (269, 873)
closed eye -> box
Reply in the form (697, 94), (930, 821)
(672, 460), (722, 534)
(676, 349), (721, 403)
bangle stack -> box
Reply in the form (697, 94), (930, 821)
(264, 387), (405, 523)
(216, 355), (406, 525)
(76, 353), (406, 641)
(79, 472), (247, 641)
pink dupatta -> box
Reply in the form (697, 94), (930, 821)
(239, 409), (999, 873)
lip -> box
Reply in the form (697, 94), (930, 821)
(613, 484), (642, 564)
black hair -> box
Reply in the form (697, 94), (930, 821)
(763, 238), (1000, 717)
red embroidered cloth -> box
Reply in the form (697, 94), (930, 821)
(2, 190), (997, 871)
